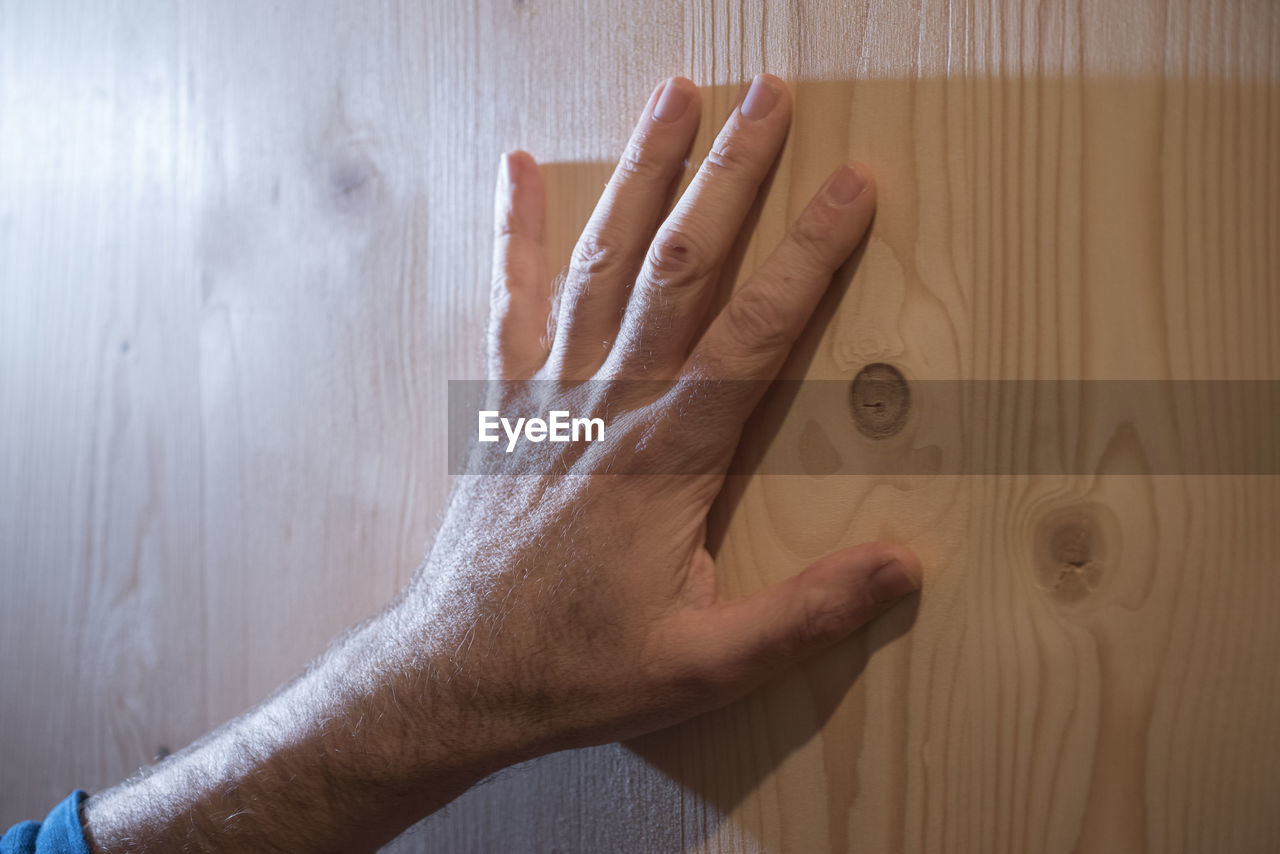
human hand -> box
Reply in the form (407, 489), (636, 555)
(80, 74), (924, 854)
(403, 73), (923, 763)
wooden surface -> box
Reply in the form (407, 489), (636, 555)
(2, 0), (1278, 851)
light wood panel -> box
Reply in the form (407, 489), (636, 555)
(1, 1), (1276, 851)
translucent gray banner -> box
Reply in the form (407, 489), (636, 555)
(447, 379), (1279, 476)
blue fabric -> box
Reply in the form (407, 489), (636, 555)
(0, 792), (91, 854)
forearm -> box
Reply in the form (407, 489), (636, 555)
(82, 603), (508, 853)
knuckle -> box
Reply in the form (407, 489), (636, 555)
(490, 257), (535, 303)
(645, 225), (712, 285)
(724, 285), (790, 350)
(568, 231), (626, 281)
(615, 135), (667, 182)
(618, 416), (675, 473)
(493, 219), (520, 241)
(795, 584), (851, 649)
(701, 138), (755, 178)
(489, 272), (514, 300)
(787, 206), (839, 265)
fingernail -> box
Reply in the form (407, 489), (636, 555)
(653, 78), (694, 123)
(867, 559), (921, 605)
(740, 74), (780, 120)
(826, 164), (868, 204)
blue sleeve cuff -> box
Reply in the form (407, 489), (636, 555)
(1, 792), (92, 854)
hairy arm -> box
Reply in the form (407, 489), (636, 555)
(82, 608), (508, 853)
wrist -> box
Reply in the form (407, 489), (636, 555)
(371, 591), (549, 778)
(329, 608), (523, 795)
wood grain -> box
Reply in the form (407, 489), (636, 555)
(1, 0), (1276, 851)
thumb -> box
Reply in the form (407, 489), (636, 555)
(683, 543), (922, 694)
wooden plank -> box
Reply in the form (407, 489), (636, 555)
(1, 1), (1276, 852)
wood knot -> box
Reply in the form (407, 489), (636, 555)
(1033, 502), (1120, 603)
(849, 363), (910, 439)
(326, 149), (382, 215)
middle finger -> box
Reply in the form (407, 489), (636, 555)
(605, 73), (793, 379)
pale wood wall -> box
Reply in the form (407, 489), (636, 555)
(1, 1), (1277, 851)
